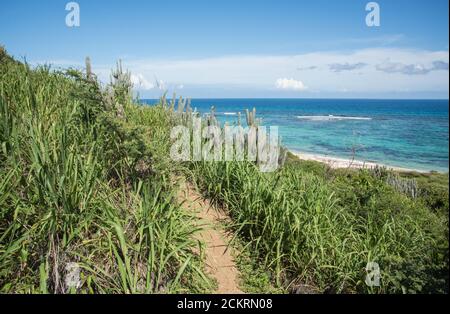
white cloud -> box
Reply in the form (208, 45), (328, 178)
(297, 65), (318, 71)
(329, 62), (367, 72)
(275, 78), (307, 91)
(39, 47), (449, 97)
(376, 60), (449, 75)
(130, 74), (154, 90)
(129, 75), (183, 92)
(118, 48), (448, 95)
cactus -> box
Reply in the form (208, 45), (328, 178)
(186, 99), (191, 113)
(386, 173), (419, 198)
(110, 60), (132, 97)
(207, 106), (218, 126)
(184, 99), (192, 124)
(370, 166), (419, 198)
(370, 165), (389, 180)
(168, 93), (176, 112)
(160, 91), (168, 108)
(245, 109), (251, 126)
(245, 107), (258, 126)
(109, 59), (133, 119)
(177, 96), (186, 113)
(85, 56), (92, 80)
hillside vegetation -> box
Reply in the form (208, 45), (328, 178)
(0, 47), (448, 294)
(0, 47), (212, 293)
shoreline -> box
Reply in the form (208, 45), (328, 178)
(291, 151), (437, 173)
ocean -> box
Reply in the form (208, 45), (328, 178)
(142, 98), (449, 172)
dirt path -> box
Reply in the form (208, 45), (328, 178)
(178, 181), (243, 294)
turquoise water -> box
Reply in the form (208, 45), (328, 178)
(142, 99), (449, 172)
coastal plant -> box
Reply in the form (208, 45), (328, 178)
(0, 49), (212, 293)
(169, 97), (447, 293)
(0, 46), (447, 295)
(189, 156), (448, 293)
(370, 166), (420, 198)
(385, 172), (419, 198)
(85, 57), (92, 80)
(109, 60), (133, 119)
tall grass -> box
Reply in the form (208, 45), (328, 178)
(1, 46), (447, 294)
(183, 107), (448, 293)
(0, 48), (211, 293)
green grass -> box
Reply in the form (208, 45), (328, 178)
(399, 171), (449, 215)
(187, 124), (448, 294)
(1, 46), (448, 294)
(232, 236), (285, 294)
(0, 47), (213, 293)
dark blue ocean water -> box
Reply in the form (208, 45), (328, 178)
(142, 98), (449, 172)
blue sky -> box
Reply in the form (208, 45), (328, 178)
(1, 0), (449, 98)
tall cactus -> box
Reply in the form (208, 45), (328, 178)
(160, 92), (168, 108)
(245, 107), (258, 126)
(245, 109), (251, 126)
(177, 96), (186, 113)
(85, 56), (92, 80)
(109, 59), (132, 119)
(207, 106), (218, 126)
(386, 173), (419, 198)
(168, 93), (177, 112)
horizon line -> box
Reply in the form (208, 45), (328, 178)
(139, 97), (450, 101)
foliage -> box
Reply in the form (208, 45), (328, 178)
(186, 120), (449, 293)
(1, 46), (447, 294)
(0, 49), (211, 293)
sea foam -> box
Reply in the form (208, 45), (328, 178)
(296, 115), (372, 121)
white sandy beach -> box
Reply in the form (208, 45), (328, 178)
(293, 152), (428, 173)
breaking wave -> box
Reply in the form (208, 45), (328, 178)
(296, 115), (372, 121)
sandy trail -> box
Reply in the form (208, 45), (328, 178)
(178, 181), (243, 294)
